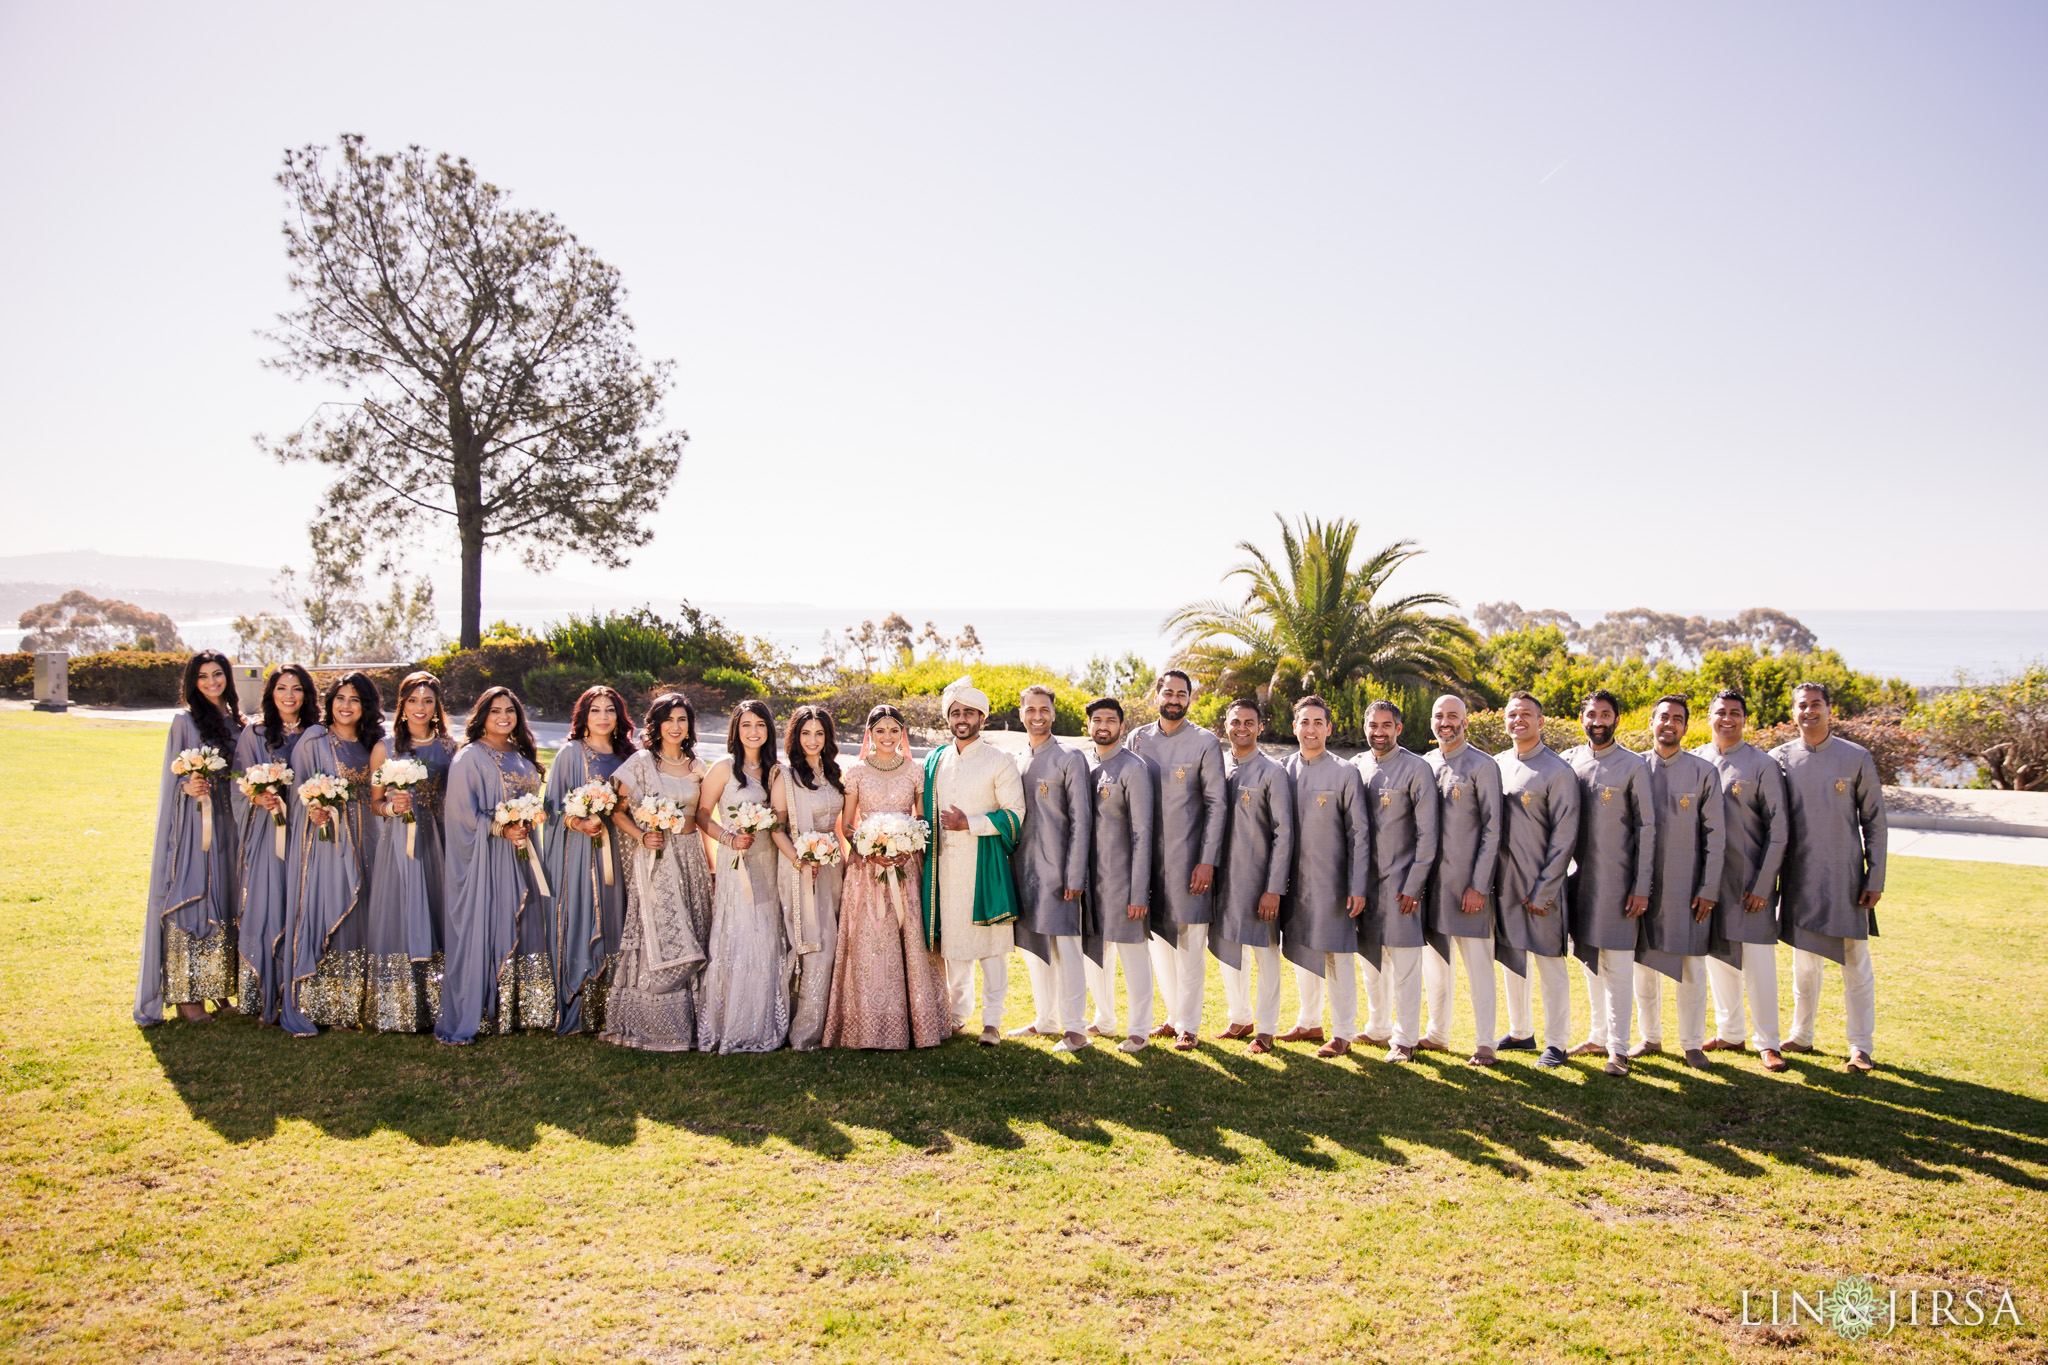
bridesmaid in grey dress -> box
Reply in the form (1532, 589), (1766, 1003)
(362, 672), (456, 1033)
(232, 663), (315, 1026)
(280, 672), (384, 1037)
(695, 699), (792, 1053)
(774, 704), (845, 1052)
(544, 685), (634, 1035)
(601, 694), (714, 1051)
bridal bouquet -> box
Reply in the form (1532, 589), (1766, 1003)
(632, 795), (690, 862)
(494, 792), (551, 895)
(172, 745), (230, 851)
(236, 760), (295, 860)
(299, 773), (352, 844)
(851, 812), (928, 925)
(790, 828), (843, 869)
(724, 801), (780, 870)
(564, 779), (621, 884)
(373, 758), (431, 824)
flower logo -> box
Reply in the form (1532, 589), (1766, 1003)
(1828, 1275), (1881, 1339)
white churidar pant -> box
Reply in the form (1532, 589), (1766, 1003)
(1218, 944), (1284, 1035)
(1581, 949), (1636, 1056)
(1502, 954), (1573, 1052)
(1146, 924), (1209, 1035)
(1423, 936), (1497, 1050)
(1789, 941), (1875, 1055)
(1293, 955), (1360, 1039)
(945, 954), (1009, 1030)
(1084, 941), (1155, 1039)
(1022, 937), (1088, 1035)
(1705, 944), (1782, 1050)
(1633, 957), (1708, 1052)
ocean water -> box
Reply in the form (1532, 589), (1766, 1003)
(15, 605), (2043, 688)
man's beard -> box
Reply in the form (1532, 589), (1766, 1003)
(953, 720), (981, 740)
(1584, 723), (1614, 747)
(1159, 702), (1187, 721)
(1369, 735), (1393, 753)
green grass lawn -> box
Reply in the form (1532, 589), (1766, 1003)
(2, 709), (2044, 1363)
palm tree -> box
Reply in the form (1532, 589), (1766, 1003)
(1163, 516), (1476, 735)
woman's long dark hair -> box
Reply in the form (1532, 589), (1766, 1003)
(727, 699), (778, 791)
(322, 671), (386, 749)
(465, 685), (538, 764)
(571, 685), (637, 758)
(784, 704), (842, 794)
(181, 650), (242, 755)
(260, 663), (318, 751)
(391, 671), (450, 756)
(642, 693), (697, 762)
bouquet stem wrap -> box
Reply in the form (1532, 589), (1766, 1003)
(199, 796), (213, 854)
(275, 822), (288, 862)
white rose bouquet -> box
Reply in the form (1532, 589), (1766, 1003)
(790, 828), (843, 870)
(723, 800), (780, 871)
(236, 760), (295, 860)
(493, 792), (551, 896)
(172, 745), (229, 851)
(564, 779), (621, 884)
(374, 758), (431, 824)
(632, 795), (690, 862)
(851, 812), (929, 925)
(299, 773), (352, 844)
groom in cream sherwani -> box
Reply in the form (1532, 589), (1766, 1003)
(928, 677), (1028, 1045)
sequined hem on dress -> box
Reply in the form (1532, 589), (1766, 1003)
(164, 924), (237, 1005)
(365, 952), (436, 1033)
(577, 955), (616, 1034)
(492, 951), (557, 1033)
(299, 948), (368, 1028)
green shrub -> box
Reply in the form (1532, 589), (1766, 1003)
(871, 661), (1091, 736)
(701, 666), (766, 698)
(0, 653), (30, 696)
(545, 612), (677, 675)
(307, 665), (412, 711)
(522, 663), (606, 719)
(417, 639), (555, 709)
(1463, 710), (1591, 757)
(1187, 694), (1226, 734)
(1918, 665), (2048, 790)
(66, 651), (186, 706)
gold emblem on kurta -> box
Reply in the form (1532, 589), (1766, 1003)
(1449, 785), (1461, 803)
(1678, 794), (1691, 810)
(1240, 791), (1252, 807)
(1038, 780), (1048, 797)
(1175, 765), (1187, 782)
(1730, 780), (1743, 797)
(1521, 792), (1532, 806)
(1380, 792), (1392, 807)
(1835, 778), (1847, 793)
(1600, 787), (1613, 804)
(1316, 793), (1329, 808)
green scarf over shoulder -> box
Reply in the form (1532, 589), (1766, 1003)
(920, 744), (1021, 952)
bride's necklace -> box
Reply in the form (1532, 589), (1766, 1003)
(868, 751), (905, 771)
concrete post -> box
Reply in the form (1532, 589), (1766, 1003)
(32, 652), (68, 712)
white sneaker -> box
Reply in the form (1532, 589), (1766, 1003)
(1118, 1036), (1147, 1053)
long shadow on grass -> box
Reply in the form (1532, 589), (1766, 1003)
(143, 1018), (2048, 1186)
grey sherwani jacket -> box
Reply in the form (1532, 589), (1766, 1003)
(1209, 749), (1293, 965)
(1694, 739), (1788, 964)
(1636, 748), (1726, 981)
(1425, 741), (1503, 961)
(1279, 750), (1371, 976)
(1771, 734), (1887, 964)
(1562, 743), (1656, 967)
(1494, 744), (1579, 973)
(1125, 720), (1226, 931)
(1356, 746), (1440, 965)
(1012, 738), (1095, 961)
(1081, 747), (1155, 962)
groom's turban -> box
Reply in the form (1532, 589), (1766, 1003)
(940, 675), (990, 716)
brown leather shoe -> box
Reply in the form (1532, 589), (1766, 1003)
(1779, 1039), (1816, 1054)
(1603, 1055), (1630, 1077)
(1568, 1041), (1606, 1057)
(1276, 1026), (1324, 1043)
(1415, 1038), (1449, 1052)
(1385, 1043), (1415, 1063)
(1702, 1037), (1745, 1052)
(1353, 1034), (1391, 1047)
(1624, 1040), (1662, 1059)
(1844, 1050), (1875, 1073)
(1467, 1046), (1497, 1067)
(1760, 1049), (1787, 1072)
(1246, 1034), (1274, 1055)
(1214, 1022), (1254, 1040)
(978, 1026), (1000, 1046)
(1173, 1031), (1199, 1051)
(1316, 1037), (1351, 1058)
(1084, 1024), (1105, 1038)
(1684, 1049), (1711, 1070)
(1148, 1024), (1177, 1039)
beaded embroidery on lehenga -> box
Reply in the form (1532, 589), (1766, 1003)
(600, 751), (714, 1052)
(695, 767), (792, 1053)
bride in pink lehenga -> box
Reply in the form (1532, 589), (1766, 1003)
(821, 705), (951, 1049)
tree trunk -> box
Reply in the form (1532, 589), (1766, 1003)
(451, 419), (485, 650)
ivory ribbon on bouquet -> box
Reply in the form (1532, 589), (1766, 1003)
(597, 827), (614, 887)
(784, 779), (823, 956)
(274, 819), (288, 862)
(198, 793), (213, 853)
(405, 819), (417, 860)
(526, 821), (549, 897)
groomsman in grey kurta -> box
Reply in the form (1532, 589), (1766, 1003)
(1079, 698), (1157, 1052)
(1421, 695), (1503, 1066)
(1209, 699), (1294, 1052)
(1494, 691), (1581, 1064)
(1125, 670), (1227, 1050)
(1354, 699), (1440, 1061)
(1010, 685), (1095, 1052)
(1772, 682), (1887, 1072)
(1279, 695), (1371, 1057)
(1631, 694), (1725, 1070)
(1562, 689), (1656, 1076)
(1694, 688), (1790, 1070)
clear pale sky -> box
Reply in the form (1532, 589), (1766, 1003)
(2, 2), (2042, 613)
